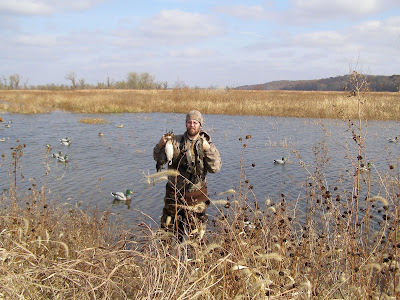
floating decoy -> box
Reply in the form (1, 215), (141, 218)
(111, 189), (133, 201)
(274, 157), (286, 164)
(356, 162), (372, 172)
(57, 155), (68, 163)
(116, 124), (124, 128)
(60, 138), (71, 146)
(98, 132), (104, 137)
(52, 151), (63, 159)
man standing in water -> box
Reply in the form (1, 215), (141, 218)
(153, 110), (222, 241)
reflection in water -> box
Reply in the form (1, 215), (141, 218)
(0, 112), (399, 226)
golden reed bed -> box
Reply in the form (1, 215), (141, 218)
(0, 89), (399, 120)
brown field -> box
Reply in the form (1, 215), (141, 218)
(0, 89), (399, 120)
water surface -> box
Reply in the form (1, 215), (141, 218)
(0, 112), (398, 226)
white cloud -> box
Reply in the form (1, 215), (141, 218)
(15, 34), (59, 47)
(215, 5), (267, 20)
(0, 0), (54, 15)
(292, 0), (379, 15)
(0, 0), (104, 16)
(290, 0), (400, 21)
(169, 48), (217, 58)
(138, 9), (225, 43)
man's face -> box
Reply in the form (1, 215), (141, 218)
(186, 119), (201, 137)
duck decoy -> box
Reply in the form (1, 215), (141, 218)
(52, 151), (63, 159)
(111, 189), (133, 201)
(356, 162), (372, 172)
(57, 155), (68, 163)
(60, 137), (71, 146)
(274, 157), (286, 164)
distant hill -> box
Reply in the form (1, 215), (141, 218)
(234, 74), (400, 92)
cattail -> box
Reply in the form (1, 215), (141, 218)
(272, 243), (281, 251)
(148, 169), (180, 178)
(218, 189), (236, 196)
(178, 202), (207, 213)
(152, 176), (168, 185)
(362, 263), (382, 271)
(58, 241), (69, 257)
(211, 200), (229, 205)
(202, 243), (223, 255)
(231, 264), (249, 271)
(367, 196), (389, 207)
(255, 252), (282, 262)
(22, 217), (29, 236)
(266, 206), (276, 214)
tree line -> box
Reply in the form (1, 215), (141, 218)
(0, 72), (169, 90)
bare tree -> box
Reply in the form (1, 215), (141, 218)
(9, 73), (21, 89)
(79, 78), (85, 89)
(65, 72), (77, 89)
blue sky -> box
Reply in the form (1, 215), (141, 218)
(1, 0), (400, 88)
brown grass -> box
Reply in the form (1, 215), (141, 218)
(0, 89), (399, 120)
(78, 117), (109, 124)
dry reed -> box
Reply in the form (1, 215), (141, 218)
(0, 89), (399, 120)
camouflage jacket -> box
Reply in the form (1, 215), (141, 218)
(153, 130), (221, 193)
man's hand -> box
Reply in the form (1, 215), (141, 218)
(157, 135), (167, 147)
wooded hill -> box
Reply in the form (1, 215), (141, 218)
(235, 74), (400, 92)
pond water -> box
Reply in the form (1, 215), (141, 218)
(0, 112), (399, 227)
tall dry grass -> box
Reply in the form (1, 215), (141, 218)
(0, 88), (399, 120)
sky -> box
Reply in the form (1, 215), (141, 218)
(1, 0), (400, 88)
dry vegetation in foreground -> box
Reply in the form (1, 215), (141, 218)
(0, 130), (400, 299)
(0, 88), (399, 120)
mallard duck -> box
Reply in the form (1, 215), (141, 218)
(0, 138), (6, 142)
(98, 132), (104, 137)
(388, 137), (398, 143)
(5, 124), (10, 128)
(116, 124), (123, 128)
(60, 137), (71, 146)
(274, 157), (286, 164)
(57, 155), (68, 163)
(165, 132), (174, 165)
(111, 189), (133, 201)
(52, 151), (63, 159)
